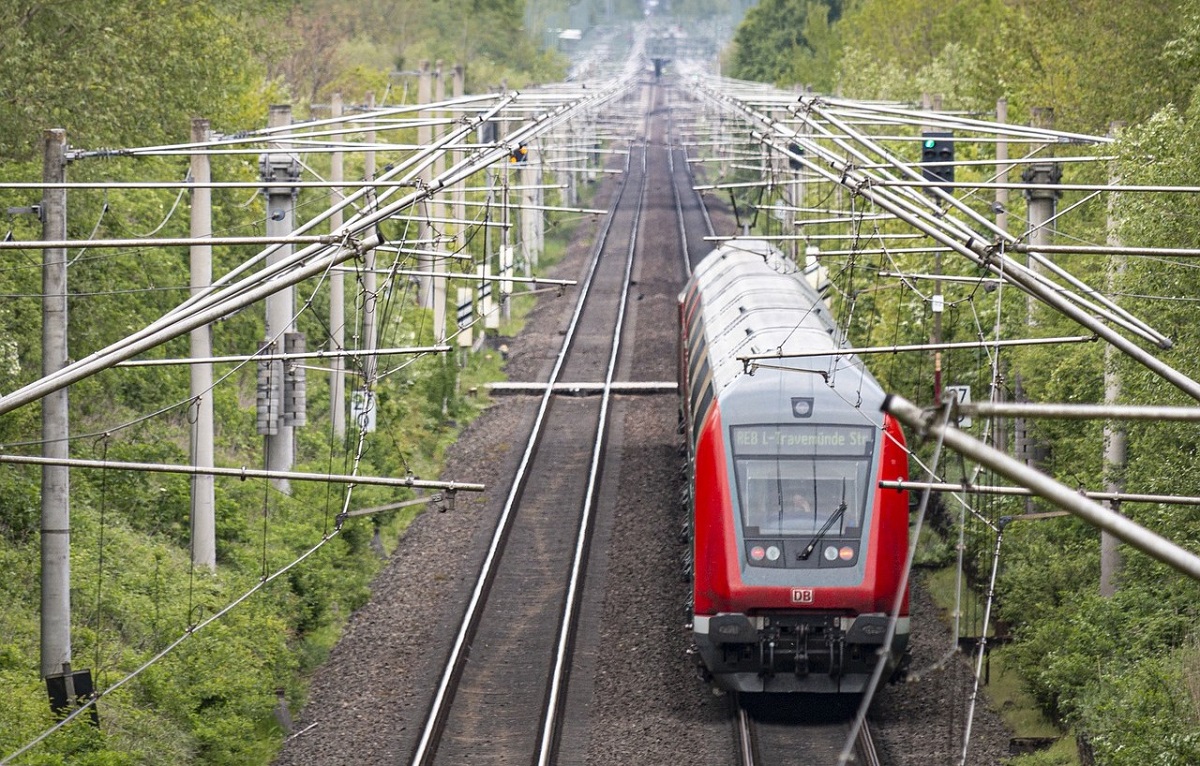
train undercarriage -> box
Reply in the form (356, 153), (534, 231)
(692, 612), (909, 694)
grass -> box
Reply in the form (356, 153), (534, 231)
(918, 549), (1076, 764)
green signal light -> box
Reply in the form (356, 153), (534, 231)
(923, 139), (936, 149)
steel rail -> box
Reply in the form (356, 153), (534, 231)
(735, 699), (757, 766)
(408, 136), (637, 766)
(536, 141), (649, 766)
(856, 719), (883, 766)
(668, 136), (693, 280)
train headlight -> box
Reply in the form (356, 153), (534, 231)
(823, 545), (838, 561)
(765, 545), (781, 561)
(750, 545), (766, 561)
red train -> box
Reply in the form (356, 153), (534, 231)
(679, 239), (911, 694)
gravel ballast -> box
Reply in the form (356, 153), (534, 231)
(275, 82), (1016, 766)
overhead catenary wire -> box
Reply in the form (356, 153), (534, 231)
(883, 394), (1200, 582)
(700, 87), (1200, 397)
(674, 72), (1200, 759)
(1, 69), (636, 761)
(0, 81), (632, 417)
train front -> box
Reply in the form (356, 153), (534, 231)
(683, 241), (910, 694)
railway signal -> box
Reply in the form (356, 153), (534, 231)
(920, 131), (954, 194)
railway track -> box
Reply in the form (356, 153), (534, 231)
(274, 75), (1016, 766)
(666, 90), (716, 274)
(410, 84), (656, 765)
(735, 694), (883, 766)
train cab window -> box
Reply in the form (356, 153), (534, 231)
(730, 424), (874, 538)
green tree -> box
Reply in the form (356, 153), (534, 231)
(0, 1), (277, 159)
(727, 0), (843, 88)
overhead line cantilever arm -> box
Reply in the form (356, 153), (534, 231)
(0, 80), (632, 417)
(698, 86), (1200, 401)
(116, 344), (452, 368)
(0, 232), (385, 416)
(738, 335), (1095, 365)
(959, 402), (1200, 421)
(883, 394), (1200, 583)
(0, 453), (484, 492)
(783, 97), (1171, 348)
(880, 479), (1200, 508)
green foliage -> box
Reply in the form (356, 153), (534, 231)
(716, 0), (1200, 758)
(0, 1), (277, 159)
(1078, 646), (1200, 766)
(266, 0), (565, 107)
(1001, 0), (1193, 133)
(727, 0), (843, 89)
(729, 0), (1200, 132)
(0, 1), (568, 763)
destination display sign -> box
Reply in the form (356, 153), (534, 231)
(730, 424), (874, 457)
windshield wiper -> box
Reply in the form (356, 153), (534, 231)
(798, 500), (847, 560)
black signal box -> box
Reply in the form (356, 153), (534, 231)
(920, 131), (955, 194)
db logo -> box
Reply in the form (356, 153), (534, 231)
(791, 588), (814, 604)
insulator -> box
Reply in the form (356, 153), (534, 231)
(283, 332), (306, 427)
(256, 341), (280, 435)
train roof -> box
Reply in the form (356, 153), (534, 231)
(685, 239), (884, 410)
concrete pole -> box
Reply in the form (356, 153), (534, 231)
(995, 98), (1010, 233)
(329, 94), (346, 440)
(926, 97), (944, 405)
(502, 173), (512, 321)
(189, 118), (216, 570)
(262, 105), (299, 491)
(41, 128), (71, 679)
(565, 122), (577, 208)
(452, 65), (466, 231)
(1101, 121), (1127, 597)
(535, 152), (544, 261)
(584, 103), (596, 185)
(528, 154), (542, 273)
(1016, 109), (1060, 503)
(362, 92), (378, 389)
(432, 61), (447, 343)
(417, 61), (433, 309)
(1023, 107), (1059, 325)
(991, 98), (1010, 457)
